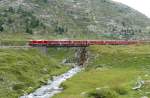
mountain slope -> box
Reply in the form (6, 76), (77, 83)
(0, 0), (150, 39)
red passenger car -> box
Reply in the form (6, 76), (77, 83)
(29, 40), (139, 47)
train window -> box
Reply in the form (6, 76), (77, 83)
(32, 41), (35, 43)
(38, 41), (42, 44)
(44, 41), (48, 44)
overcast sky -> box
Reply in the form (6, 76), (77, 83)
(112, 0), (150, 18)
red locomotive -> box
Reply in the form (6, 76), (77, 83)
(29, 40), (140, 47)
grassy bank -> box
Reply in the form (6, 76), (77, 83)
(0, 48), (75, 98)
(53, 45), (150, 98)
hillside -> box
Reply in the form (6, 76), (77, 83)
(0, 48), (75, 98)
(0, 0), (150, 39)
(53, 45), (150, 98)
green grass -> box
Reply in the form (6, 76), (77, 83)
(0, 48), (75, 98)
(53, 45), (150, 98)
(0, 33), (113, 46)
(0, 33), (109, 41)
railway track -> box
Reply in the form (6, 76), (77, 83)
(0, 46), (32, 49)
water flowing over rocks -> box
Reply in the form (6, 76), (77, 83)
(20, 66), (81, 98)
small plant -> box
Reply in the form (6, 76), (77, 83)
(12, 83), (25, 90)
(112, 86), (128, 95)
(88, 88), (118, 98)
(60, 83), (67, 90)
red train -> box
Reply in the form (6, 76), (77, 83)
(29, 40), (141, 47)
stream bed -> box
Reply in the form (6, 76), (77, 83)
(20, 66), (81, 98)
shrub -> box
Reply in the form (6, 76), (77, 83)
(26, 27), (33, 34)
(55, 25), (68, 34)
(0, 25), (4, 32)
